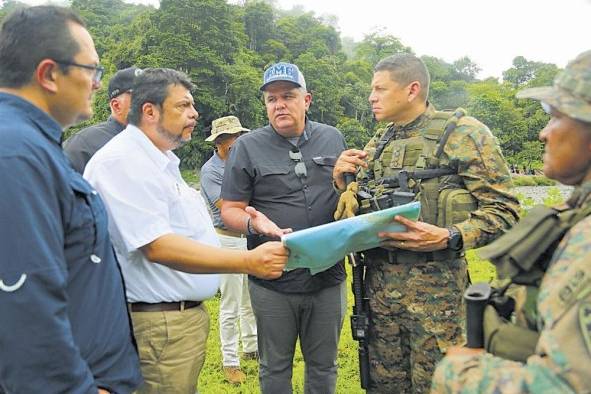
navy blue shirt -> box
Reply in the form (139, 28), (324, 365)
(0, 93), (142, 393)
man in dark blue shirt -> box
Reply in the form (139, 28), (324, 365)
(0, 6), (142, 393)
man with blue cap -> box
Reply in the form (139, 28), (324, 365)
(221, 62), (348, 393)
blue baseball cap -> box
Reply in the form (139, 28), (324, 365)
(260, 62), (307, 91)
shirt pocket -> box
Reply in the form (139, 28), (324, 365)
(311, 156), (337, 184)
(176, 186), (214, 240)
(66, 175), (107, 264)
(255, 164), (295, 196)
(311, 156), (337, 167)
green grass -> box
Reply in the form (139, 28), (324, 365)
(181, 169), (200, 188)
(512, 175), (556, 186)
(197, 255), (495, 393)
(466, 249), (497, 284)
(183, 167), (499, 392)
(197, 266), (365, 394)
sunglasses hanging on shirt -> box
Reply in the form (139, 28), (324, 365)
(289, 148), (307, 179)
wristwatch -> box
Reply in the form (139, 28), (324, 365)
(447, 226), (463, 251)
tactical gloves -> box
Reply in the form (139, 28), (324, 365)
(483, 305), (539, 362)
(334, 181), (359, 220)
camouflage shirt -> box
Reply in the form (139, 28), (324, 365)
(362, 104), (519, 249)
(431, 186), (591, 394)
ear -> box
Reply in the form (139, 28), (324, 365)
(407, 81), (422, 103)
(110, 97), (123, 115)
(304, 92), (312, 111)
(141, 102), (159, 123)
(36, 59), (60, 93)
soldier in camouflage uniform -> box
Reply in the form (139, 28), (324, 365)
(431, 50), (591, 394)
(333, 54), (520, 393)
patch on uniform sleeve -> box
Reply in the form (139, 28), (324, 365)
(579, 302), (591, 355)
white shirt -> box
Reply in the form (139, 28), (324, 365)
(84, 125), (220, 303)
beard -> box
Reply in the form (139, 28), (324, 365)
(156, 122), (190, 150)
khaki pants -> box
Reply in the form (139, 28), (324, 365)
(131, 304), (209, 394)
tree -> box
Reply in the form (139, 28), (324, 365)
(503, 56), (559, 88)
(451, 56), (481, 82)
(243, 0), (275, 52)
(353, 29), (411, 65)
(467, 80), (528, 157)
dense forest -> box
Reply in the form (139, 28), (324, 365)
(0, 0), (559, 170)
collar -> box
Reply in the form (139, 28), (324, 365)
(568, 180), (591, 208)
(124, 124), (180, 172)
(212, 151), (225, 165)
(0, 92), (63, 145)
(268, 117), (311, 145)
(106, 115), (126, 132)
(384, 103), (436, 138)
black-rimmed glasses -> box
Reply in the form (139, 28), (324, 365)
(289, 148), (307, 178)
(53, 60), (105, 84)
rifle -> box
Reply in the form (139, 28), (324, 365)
(345, 173), (371, 389)
(463, 282), (491, 348)
(463, 282), (515, 348)
(357, 169), (454, 214)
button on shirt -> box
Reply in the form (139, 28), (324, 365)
(222, 120), (347, 293)
(84, 125), (220, 303)
(0, 93), (142, 393)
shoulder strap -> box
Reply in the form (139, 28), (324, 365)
(372, 125), (397, 167)
(434, 108), (467, 158)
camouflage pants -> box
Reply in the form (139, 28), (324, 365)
(365, 252), (467, 394)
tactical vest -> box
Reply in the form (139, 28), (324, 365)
(478, 184), (591, 361)
(480, 185), (591, 288)
(364, 108), (477, 228)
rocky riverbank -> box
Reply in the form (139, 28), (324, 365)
(513, 185), (574, 204)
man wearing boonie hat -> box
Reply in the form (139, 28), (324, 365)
(431, 50), (591, 394)
(64, 66), (142, 173)
(200, 116), (257, 385)
(220, 62), (348, 393)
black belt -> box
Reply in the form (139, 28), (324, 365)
(129, 300), (202, 312)
(364, 248), (462, 264)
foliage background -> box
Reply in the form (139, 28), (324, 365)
(1, 0), (559, 170)
(0, 1), (566, 391)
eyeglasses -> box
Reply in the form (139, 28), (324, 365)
(53, 59), (105, 83)
(289, 148), (307, 178)
(540, 101), (553, 115)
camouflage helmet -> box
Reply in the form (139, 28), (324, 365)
(517, 50), (591, 123)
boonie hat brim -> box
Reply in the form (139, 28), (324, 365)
(517, 86), (591, 123)
(205, 126), (249, 142)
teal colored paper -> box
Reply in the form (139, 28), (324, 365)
(282, 201), (421, 274)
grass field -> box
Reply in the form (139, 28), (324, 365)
(197, 253), (495, 393)
(181, 168), (505, 393)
